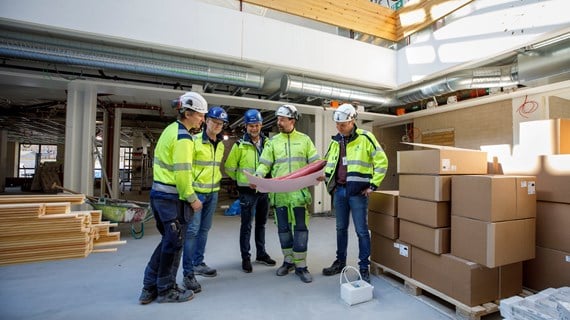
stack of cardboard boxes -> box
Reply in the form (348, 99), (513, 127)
(500, 119), (570, 291)
(369, 144), (536, 307)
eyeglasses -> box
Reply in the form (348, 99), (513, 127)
(209, 119), (225, 126)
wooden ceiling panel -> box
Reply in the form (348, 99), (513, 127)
(240, 0), (475, 42)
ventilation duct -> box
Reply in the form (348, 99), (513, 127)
(395, 65), (519, 104)
(517, 40), (570, 87)
(281, 74), (395, 106)
(0, 30), (264, 89)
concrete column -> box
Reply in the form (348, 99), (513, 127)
(63, 81), (97, 196)
(0, 129), (7, 192)
(111, 108), (122, 198)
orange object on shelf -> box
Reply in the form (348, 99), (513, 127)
(396, 108), (406, 116)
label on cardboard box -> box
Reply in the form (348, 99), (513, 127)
(527, 181), (535, 194)
(399, 244), (409, 257)
(442, 159), (451, 171)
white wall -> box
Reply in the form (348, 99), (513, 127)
(0, 0), (397, 88)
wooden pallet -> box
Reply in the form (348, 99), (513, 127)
(371, 261), (499, 320)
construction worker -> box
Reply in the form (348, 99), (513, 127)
(253, 104), (320, 283)
(321, 103), (388, 283)
(139, 91), (207, 304)
(182, 106), (228, 292)
(225, 109), (276, 273)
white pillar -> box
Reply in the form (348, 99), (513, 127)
(111, 108), (122, 198)
(0, 129), (7, 192)
(63, 81), (97, 196)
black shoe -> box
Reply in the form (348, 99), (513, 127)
(276, 262), (295, 276)
(360, 268), (371, 283)
(183, 274), (202, 293)
(242, 258), (253, 273)
(295, 267), (313, 283)
(138, 287), (157, 305)
(255, 255), (276, 266)
(194, 263), (217, 277)
(156, 286), (194, 303)
(322, 259), (346, 276)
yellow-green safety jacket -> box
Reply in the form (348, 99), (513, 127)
(324, 126), (388, 196)
(151, 121), (198, 203)
(255, 129), (320, 207)
(192, 130), (225, 194)
(224, 133), (268, 193)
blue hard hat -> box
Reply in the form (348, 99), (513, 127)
(244, 109), (263, 124)
(207, 106), (228, 123)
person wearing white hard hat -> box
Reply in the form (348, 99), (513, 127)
(321, 103), (388, 283)
(139, 91), (207, 304)
(253, 104), (321, 283)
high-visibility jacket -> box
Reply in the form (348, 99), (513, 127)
(324, 126), (388, 196)
(255, 129), (320, 207)
(224, 133), (268, 191)
(151, 120), (198, 203)
(192, 130), (225, 193)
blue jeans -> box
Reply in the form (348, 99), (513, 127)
(333, 185), (370, 269)
(183, 192), (218, 275)
(239, 192), (269, 259)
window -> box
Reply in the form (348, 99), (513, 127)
(18, 144), (58, 178)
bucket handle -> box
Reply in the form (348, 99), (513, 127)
(340, 265), (363, 285)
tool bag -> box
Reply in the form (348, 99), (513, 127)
(340, 266), (374, 306)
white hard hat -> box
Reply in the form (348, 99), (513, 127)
(276, 104), (300, 120)
(332, 103), (357, 123)
(173, 92), (208, 114)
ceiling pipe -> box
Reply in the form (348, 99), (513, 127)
(0, 30), (264, 89)
(395, 65), (519, 104)
(281, 74), (395, 106)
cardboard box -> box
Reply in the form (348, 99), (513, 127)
(412, 248), (499, 307)
(399, 220), (450, 254)
(368, 190), (399, 216)
(499, 154), (570, 204)
(370, 233), (412, 277)
(399, 175), (451, 201)
(536, 201), (570, 253)
(519, 118), (570, 156)
(499, 262), (523, 299)
(451, 216), (535, 268)
(368, 211), (399, 239)
(398, 197), (450, 228)
(523, 246), (570, 291)
(397, 144), (487, 175)
(452, 175), (536, 222)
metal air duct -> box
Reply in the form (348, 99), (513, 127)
(281, 74), (395, 106)
(0, 30), (264, 89)
(395, 65), (519, 104)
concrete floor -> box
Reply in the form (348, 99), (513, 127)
(0, 191), (503, 320)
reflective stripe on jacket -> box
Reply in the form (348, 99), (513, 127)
(192, 130), (225, 193)
(151, 121), (198, 203)
(324, 127), (388, 196)
(255, 129), (320, 207)
(224, 133), (267, 188)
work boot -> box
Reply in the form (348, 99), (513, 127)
(194, 263), (217, 277)
(183, 274), (202, 293)
(242, 258), (252, 273)
(276, 262), (295, 276)
(138, 287), (157, 305)
(156, 286), (194, 303)
(322, 259), (346, 276)
(360, 268), (371, 283)
(295, 267), (313, 283)
(255, 255), (276, 266)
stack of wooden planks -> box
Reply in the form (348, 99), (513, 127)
(0, 194), (126, 266)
